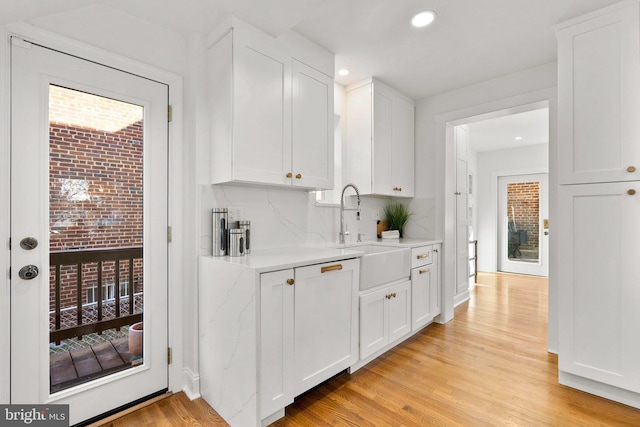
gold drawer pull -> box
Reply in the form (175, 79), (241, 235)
(286, 278), (294, 286)
(286, 172), (293, 178)
(433, 248), (438, 253)
(628, 189), (636, 196)
(321, 264), (343, 274)
(419, 268), (430, 274)
(628, 166), (636, 173)
(296, 173), (302, 179)
(417, 254), (429, 259)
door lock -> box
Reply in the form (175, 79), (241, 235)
(19, 265), (39, 280)
(20, 237), (38, 250)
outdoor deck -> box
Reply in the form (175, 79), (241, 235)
(50, 337), (138, 393)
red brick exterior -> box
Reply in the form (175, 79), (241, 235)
(507, 181), (540, 253)
(48, 86), (144, 312)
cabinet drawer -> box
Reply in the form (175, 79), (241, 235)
(411, 245), (433, 268)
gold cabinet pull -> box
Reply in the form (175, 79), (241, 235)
(392, 292), (396, 298)
(321, 264), (343, 274)
(393, 187), (402, 191)
(419, 268), (430, 274)
(628, 166), (636, 173)
(628, 189), (636, 195)
(386, 294), (391, 299)
(286, 278), (294, 286)
(286, 172), (293, 178)
(433, 248), (438, 253)
(295, 173), (302, 179)
(417, 253), (429, 259)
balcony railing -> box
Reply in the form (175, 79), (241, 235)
(50, 247), (143, 344)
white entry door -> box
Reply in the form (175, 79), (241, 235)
(497, 174), (549, 276)
(10, 38), (168, 425)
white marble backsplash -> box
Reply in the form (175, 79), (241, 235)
(199, 184), (435, 255)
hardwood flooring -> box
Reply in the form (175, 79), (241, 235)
(99, 272), (640, 426)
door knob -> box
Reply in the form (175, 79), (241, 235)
(19, 265), (39, 280)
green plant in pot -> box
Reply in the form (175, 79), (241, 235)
(383, 202), (412, 237)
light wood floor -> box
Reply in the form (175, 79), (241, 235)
(99, 272), (640, 426)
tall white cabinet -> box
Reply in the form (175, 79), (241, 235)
(557, 1), (640, 407)
(207, 17), (334, 190)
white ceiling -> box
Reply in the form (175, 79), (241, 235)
(1, 0), (621, 100)
(466, 108), (549, 153)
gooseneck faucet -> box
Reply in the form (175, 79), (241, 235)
(340, 183), (361, 244)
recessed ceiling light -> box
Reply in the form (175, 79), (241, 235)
(515, 136), (523, 140)
(338, 69), (350, 76)
(411, 11), (436, 28)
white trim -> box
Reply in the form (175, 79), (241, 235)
(435, 87), (558, 353)
(1, 23), (186, 400)
(181, 367), (201, 400)
(0, 26), (11, 405)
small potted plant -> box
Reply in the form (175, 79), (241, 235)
(383, 202), (412, 238)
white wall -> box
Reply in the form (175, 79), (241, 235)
(475, 144), (549, 272)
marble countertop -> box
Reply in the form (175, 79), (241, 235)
(201, 238), (441, 273)
(201, 246), (364, 273)
(332, 238), (442, 249)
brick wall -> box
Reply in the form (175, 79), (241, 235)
(507, 181), (539, 253)
(49, 86), (144, 312)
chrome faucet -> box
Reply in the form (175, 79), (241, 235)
(340, 183), (361, 244)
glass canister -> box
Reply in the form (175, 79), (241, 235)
(212, 208), (228, 256)
(238, 220), (251, 254)
(228, 228), (246, 257)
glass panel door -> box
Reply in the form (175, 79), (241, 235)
(48, 85), (145, 393)
(498, 173), (549, 276)
(11, 39), (168, 425)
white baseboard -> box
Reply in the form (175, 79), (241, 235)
(182, 367), (201, 400)
(559, 371), (640, 410)
(453, 290), (470, 307)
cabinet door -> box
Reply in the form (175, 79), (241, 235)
(260, 270), (294, 418)
(558, 182), (640, 392)
(360, 288), (388, 359)
(431, 246), (441, 316)
(292, 60), (334, 190)
(557, 3), (640, 184)
(392, 96), (415, 197)
(388, 281), (411, 343)
(233, 30), (291, 186)
(294, 259), (359, 395)
(411, 267), (432, 331)
(372, 84), (394, 196)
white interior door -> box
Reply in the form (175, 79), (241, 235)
(455, 126), (470, 297)
(11, 38), (168, 425)
(497, 174), (549, 276)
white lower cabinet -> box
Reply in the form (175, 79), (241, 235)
(293, 259), (359, 395)
(260, 270), (294, 420)
(260, 259), (359, 420)
(360, 280), (411, 360)
(558, 182), (640, 394)
(411, 244), (440, 331)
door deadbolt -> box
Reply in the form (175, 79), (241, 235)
(20, 237), (38, 250)
(19, 265), (39, 280)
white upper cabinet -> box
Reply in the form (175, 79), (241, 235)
(345, 78), (415, 197)
(207, 18), (334, 190)
(557, 4), (640, 184)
